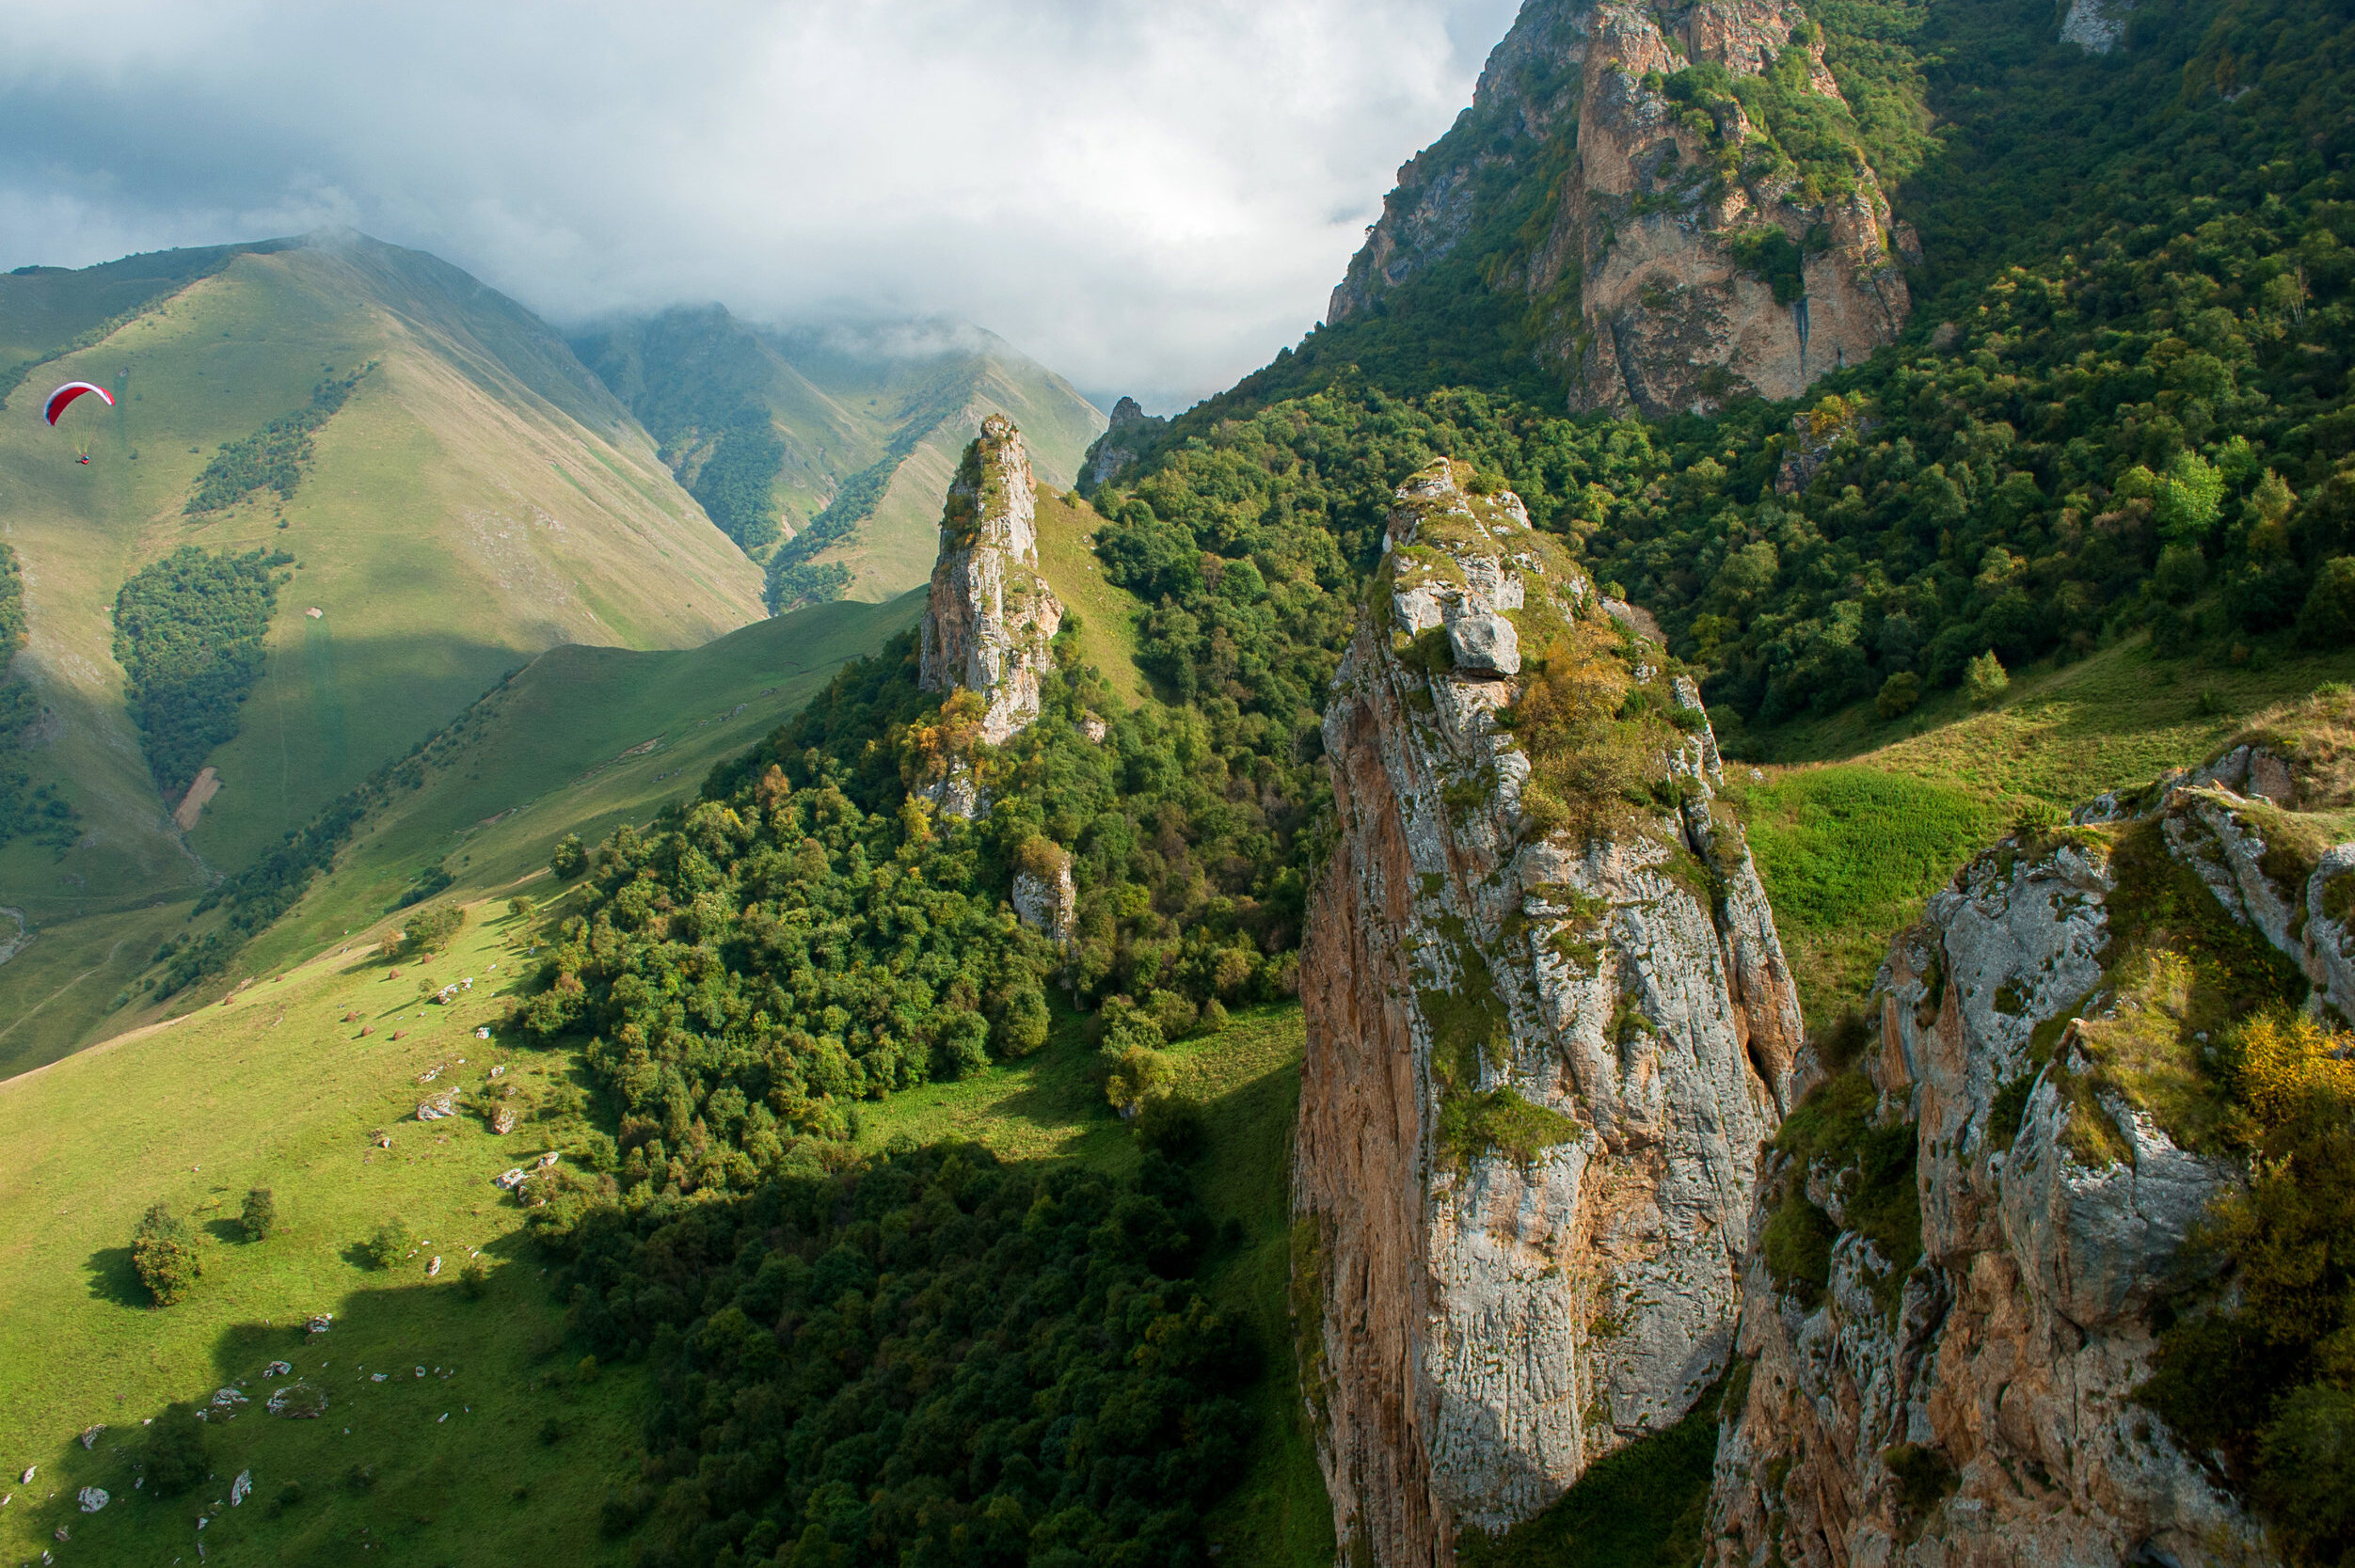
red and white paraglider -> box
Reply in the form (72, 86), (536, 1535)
(43, 380), (113, 464)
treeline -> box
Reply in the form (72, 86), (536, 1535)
(0, 544), (78, 851)
(522, 626), (1317, 1198)
(139, 662), (530, 999)
(1094, 0), (2355, 736)
(689, 409), (786, 552)
(552, 1142), (1253, 1567)
(113, 546), (290, 800)
(763, 379), (972, 612)
(184, 365), (367, 514)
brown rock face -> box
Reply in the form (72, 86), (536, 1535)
(917, 415), (1063, 751)
(1330, 0), (1909, 417)
(1297, 460), (1802, 1566)
(1700, 752), (2346, 1568)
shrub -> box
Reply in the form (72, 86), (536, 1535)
(1760, 1193), (1837, 1307)
(506, 895), (534, 921)
(397, 903), (462, 959)
(143, 1402), (208, 1495)
(550, 833), (587, 879)
(2300, 558), (2355, 646)
(271, 1481), (303, 1514)
(132, 1202), (201, 1306)
(1962, 651), (2009, 707)
(991, 981), (1051, 1057)
(1200, 997), (1232, 1033)
(361, 1218), (415, 1270)
(1135, 1094), (1210, 1161)
(1106, 1044), (1176, 1117)
(240, 1187), (276, 1242)
(1874, 671), (1920, 720)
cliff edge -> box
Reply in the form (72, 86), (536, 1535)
(1296, 458), (1804, 1565)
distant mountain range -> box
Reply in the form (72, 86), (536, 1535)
(571, 305), (1104, 610)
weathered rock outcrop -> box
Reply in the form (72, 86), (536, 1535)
(1297, 459), (1803, 1566)
(1077, 396), (1167, 488)
(917, 415), (1063, 749)
(1330, 0), (1909, 417)
(2060, 0), (2131, 53)
(1701, 739), (2355, 1568)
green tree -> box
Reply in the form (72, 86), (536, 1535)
(1874, 672), (1920, 720)
(1106, 1044), (1176, 1117)
(131, 1202), (200, 1306)
(361, 1218), (415, 1270)
(1962, 652), (2010, 708)
(2300, 558), (2355, 646)
(397, 903), (463, 959)
(550, 833), (587, 879)
(240, 1187), (276, 1242)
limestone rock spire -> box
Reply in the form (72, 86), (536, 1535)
(917, 415), (1063, 746)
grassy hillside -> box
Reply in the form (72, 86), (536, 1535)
(575, 307), (1105, 606)
(0, 233), (769, 1066)
(236, 591), (923, 981)
(0, 902), (1329, 1566)
(0, 910), (641, 1568)
(1724, 636), (2355, 1023)
(1036, 483), (1154, 710)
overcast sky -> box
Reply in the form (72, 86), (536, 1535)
(0, 0), (1523, 411)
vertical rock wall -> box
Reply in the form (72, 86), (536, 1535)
(1329, 0), (1910, 417)
(1297, 459), (1803, 1566)
(918, 414), (1063, 748)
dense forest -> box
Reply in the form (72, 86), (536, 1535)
(550, 1142), (1252, 1568)
(1108, 0), (2355, 739)
(184, 366), (366, 514)
(0, 543), (78, 851)
(112, 546), (289, 800)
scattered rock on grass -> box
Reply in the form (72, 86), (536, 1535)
(265, 1383), (326, 1418)
(77, 1426), (101, 1449)
(417, 1090), (457, 1121)
(75, 1487), (104, 1513)
(263, 1361), (292, 1379)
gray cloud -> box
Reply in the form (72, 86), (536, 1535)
(0, 0), (1521, 410)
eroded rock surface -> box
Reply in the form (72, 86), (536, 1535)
(1297, 458), (1801, 1566)
(918, 415), (1063, 748)
(1700, 751), (2355, 1568)
(1329, 0), (1908, 417)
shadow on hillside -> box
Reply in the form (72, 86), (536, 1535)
(24, 1225), (581, 1565)
(83, 1243), (145, 1307)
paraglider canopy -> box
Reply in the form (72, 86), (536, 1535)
(43, 381), (112, 425)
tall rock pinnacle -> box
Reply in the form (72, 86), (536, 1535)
(918, 415), (1064, 747)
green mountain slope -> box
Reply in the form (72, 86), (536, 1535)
(0, 232), (769, 1064)
(0, 231), (765, 888)
(572, 306), (1104, 608)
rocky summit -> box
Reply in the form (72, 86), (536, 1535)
(918, 414), (1065, 750)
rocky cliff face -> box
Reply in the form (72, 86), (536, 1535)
(917, 415), (1063, 751)
(1078, 396), (1167, 488)
(1330, 0), (1909, 416)
(1702, 737), (2355, 1568)
(1296, 458), (1804, 1566)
